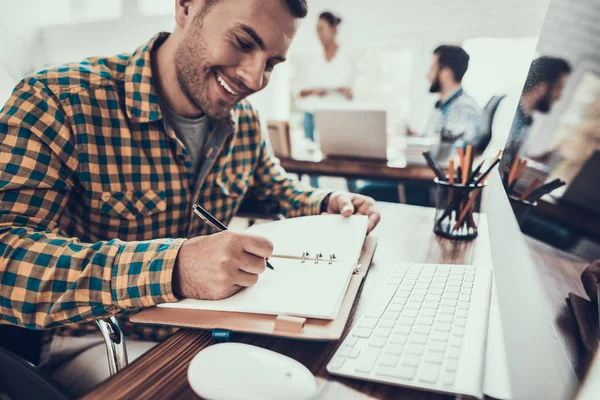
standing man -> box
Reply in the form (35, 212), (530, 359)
(409, 45), (482, 145)
(500, 56), (571, 176)
(0, 0), (379, 395)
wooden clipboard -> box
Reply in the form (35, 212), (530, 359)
(131, 235), (377, 341)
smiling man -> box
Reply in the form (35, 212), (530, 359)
(0, 0), (380, 395)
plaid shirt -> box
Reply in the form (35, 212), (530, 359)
(0, 33), (326, 341)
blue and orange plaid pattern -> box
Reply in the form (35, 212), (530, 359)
(0, 33), (326, 341)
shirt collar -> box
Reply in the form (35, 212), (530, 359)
(435, 87), (464, 109)
(124, 32), (237, 129)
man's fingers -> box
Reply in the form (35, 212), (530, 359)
(337, 194), (355, 217)
(238, 232), (274, 258)
(238, 251), (267, 275)
(235, 270), (261, 288)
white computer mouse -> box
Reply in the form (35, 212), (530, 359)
(187, 342), (318, 400)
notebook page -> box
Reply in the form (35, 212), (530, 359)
(245, 214), (368, 264)
(159, 257), (354, 320)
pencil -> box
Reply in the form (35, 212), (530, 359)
(448, 159), (455, 203)
(519, 178), (541, 201)
(452, 189), (482, 231)
(464, 144), (473, 184)
(192, 204), (274, 270)
(507, 155), (521, 187)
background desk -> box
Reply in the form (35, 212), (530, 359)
(85, 204), (585, 400)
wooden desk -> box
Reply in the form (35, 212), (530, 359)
(85, 205), (584, 400)
(279, 156), (436, 182)
(536, 197), (600, 242)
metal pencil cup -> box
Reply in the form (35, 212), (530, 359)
(508, 195), (537, 228)
(433, 177), (485, 240)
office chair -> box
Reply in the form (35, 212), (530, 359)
(0, 317), (127, 400)
(474, 95), (506, 155)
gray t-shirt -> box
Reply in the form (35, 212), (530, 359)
(159, 100), (209, 188)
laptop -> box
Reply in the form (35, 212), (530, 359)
(314, 109), (387, 160)
(557, 150), (600, 214)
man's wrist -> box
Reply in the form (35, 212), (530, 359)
(320, 192), (333, 214)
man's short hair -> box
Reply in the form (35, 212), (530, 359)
(433, 45), (470, 83)
(522, 56), (571, 93)
(203, 0), (308, 17)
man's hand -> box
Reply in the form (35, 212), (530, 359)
(325, 191), (380, 233)
(173, 231), (274, 300)
(300, 88), (328, 98)
(581, 260), (600, 303)
(406, 126), (418, 136)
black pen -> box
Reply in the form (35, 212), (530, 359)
(423, 151), (448, 181)
(192, 204), (274, 270)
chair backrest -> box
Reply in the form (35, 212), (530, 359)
(0, 346), (73, 400)
(475, 95), (506, 154)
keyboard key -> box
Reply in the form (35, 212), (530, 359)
(355, 348), (381, 373)
(454, 327), (465, 336)
(430, 282), (445, 289)
(458, 302), (469, 310)
(378, 354), (399, 367)
(402, 309), (419, 318)
(445, 286), (460, 293)
(441, 298), (457, 307)
(382, 311), (400, 320)
(405, 302), (421, 310)
(438, 307), (455, 315)
(378, 319), (395, 329)
(401, 354), (421, 367)
(410, 334), (428, 345)
(374, 328), (392, 338)
(345, 336), (359, 346)
(394, 325), (411, 335)
(387, 304), (404, 312)
(444, 293), (459, 300)
(429, 288), (444, 295)
(461, 288), (472, 295)
(429, 341), (446, 352)
(455, 310), (468, 318)
(349, 348), (361, 359)
(329, 356), (345, 370)
(358, 317), (379, 329)
(459, 295), (471, 303)
(415, 283), (429, 290)
(405, 344), (425, 355)
(431, 331), (449, 341)
(412, 289), (427, 296)
(413, 325), (430, 334)
(364, 285), (397, 318)
(352, 327), (373, 338)
(419, 363), (440, 383)
(384, 344), (404, 355)
(338, 346), (352, 357)
(417, 316), (434, 326)
(437, 314), (453, 323)
(423, 301), (439, 309)
(446, 359), (458, 371)
(443, 371), (456, 385)
(369, 337), (387, 348)
(421, 309), (436, 317)
(376, 365), (416, 380)
(397, 316), (416, 326)
(448, 348), (460, 359)
(411, 294), (425, 302)
(389, 334), (408, 345)
(425, 352), (444, 364)
(464, 276), (474, 283)
(390, 297), (407, 305)
(462, 282), (473, 289)
(454, 318), (467, 327)
(434, 322), (451, 332)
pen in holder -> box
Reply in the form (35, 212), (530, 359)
(433, 177), (485, 240)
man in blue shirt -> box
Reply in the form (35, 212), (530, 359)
(501, 56), (571, 177)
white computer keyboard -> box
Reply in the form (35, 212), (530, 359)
(327, 263), (493, 399)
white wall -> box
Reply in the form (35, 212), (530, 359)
(523, 0), (600, 155)
(0, 0), (551, 136)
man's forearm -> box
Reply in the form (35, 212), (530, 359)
(0, 226), (185, 329)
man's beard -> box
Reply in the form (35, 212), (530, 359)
(429, 72), (441, 93)
(536, 88), (553, 113)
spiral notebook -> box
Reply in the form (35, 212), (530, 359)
(158, 215), (369, 320)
